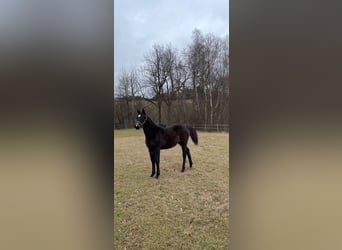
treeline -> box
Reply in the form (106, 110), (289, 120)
(114, 29), (229, 130)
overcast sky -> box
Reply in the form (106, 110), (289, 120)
(114, 0), (229, 89)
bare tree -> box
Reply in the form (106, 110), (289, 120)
(186, 29), (229, 126)
(204, 33), (222, 125)
(188, 33), (223, 126)
(217, 35), (229, 124)
(187, 29), (206, 121)
(117, 66), (141, 127)
(162, 45), (190, 123)
(142, 44), (169, 123)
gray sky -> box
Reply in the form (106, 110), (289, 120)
(114, 0), (229, 90)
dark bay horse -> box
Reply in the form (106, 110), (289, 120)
(135, 109), (198, 178)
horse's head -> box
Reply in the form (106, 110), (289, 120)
(134, 109), (147, 129)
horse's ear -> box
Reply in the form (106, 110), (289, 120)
(137, 109), (141, 114)
(142, 108), (146, 115)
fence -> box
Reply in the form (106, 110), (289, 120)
(185, 124), (229, 132)
(114, 124), (229, 132)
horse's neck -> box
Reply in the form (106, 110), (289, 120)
(143, 117), (159, 136)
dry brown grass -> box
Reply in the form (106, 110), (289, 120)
(114, 129), (229, 249)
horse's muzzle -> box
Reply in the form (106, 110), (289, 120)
(135, 123), (140, 129)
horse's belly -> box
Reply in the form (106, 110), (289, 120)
(161, 142), (177, 150)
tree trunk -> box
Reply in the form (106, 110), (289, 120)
(158, 100), (162, 123)
(204, 87), (208, 128)
(125, 97), (130, 128)
(166, 104), (172, 124)
(183, 98), (187, 124)
(209, 87), (214, 125)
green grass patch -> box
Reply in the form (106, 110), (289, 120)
(114, 130), (229, 249)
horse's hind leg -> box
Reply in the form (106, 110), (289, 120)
(149, 149), (156, 177)
(186, 146), (193, 168)
(181, 145), (186, 172)
(155, 149), (160, 179)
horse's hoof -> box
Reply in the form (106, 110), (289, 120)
(155, 175), (159, 179)
(181, 169), (185, 172)
(150, 174), (155, 177)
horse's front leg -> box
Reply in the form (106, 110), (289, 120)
(149, 149), (156, 177)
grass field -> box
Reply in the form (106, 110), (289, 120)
(114, 129), (229, 249)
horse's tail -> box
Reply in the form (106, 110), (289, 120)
(187, 126), (198, 145)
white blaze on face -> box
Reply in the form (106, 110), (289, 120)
(136, 114), (141, 127)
